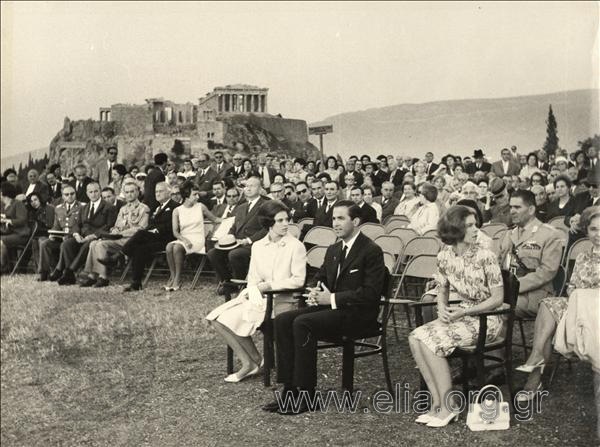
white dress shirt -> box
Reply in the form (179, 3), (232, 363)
(330, 230), (361, 309)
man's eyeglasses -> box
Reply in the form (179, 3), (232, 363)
(226, 194), (239, 198)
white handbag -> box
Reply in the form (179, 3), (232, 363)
(466, 384), (510, 431)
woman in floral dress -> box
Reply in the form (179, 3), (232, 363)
(516, 206), (600, 401)
(408, 205), (505, 427)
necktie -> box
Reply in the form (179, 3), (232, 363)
(88, 203), (95, 219)
(108, 162), (113, 182)
(226, 206), (233, 218)
(66, 204), (71, 213)
(335, 245), (348, 289)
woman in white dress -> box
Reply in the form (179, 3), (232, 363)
(165, 181), (221, 291)
(394, 182), (421, 218)
(206, 200), (307, 382)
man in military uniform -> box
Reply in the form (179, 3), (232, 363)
(79, 182), (150, 288)
(37, 184), (82, 281)
(498, 190), (563, 317)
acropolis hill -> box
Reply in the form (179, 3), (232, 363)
(48, 84), (318, 172)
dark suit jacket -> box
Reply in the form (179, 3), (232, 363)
(79, 200), (116, 237)
(358, 202), (379, 224)
(257, 166), (278, 187)
(375, 196), (400, 222)
(213, 202), (238, 218)
(148, 199), (179, 240)
(143, 167), (166, 211)
(24, 181), (50, 204)
(388, 169), (406, 190)
(47, 182), (62, 204)
(213, 162), (231, 180)
(70, 177), (93, 203)
(466, 162), (492, 175)
(313, 199), (338, 227)
(424, 162), (439, 177)
(313, 232), (385, 331)
(229, 196), (270, 242)
(224, 165), (244, 181)
(304, 198), (320, 219)
(195, 167), (219, 193)
(209, 196), (227, 211)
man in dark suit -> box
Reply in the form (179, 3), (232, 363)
(101, 187), (125, 213)
(374, 181), (400, 223)
(491, 148), (521, 177)
(262, 200), (385, 414)
(212, 151), (231, 180)
(194, 153), (219, 206)
(350, 186), (379, 224)
(143, 153), (168, 211)
(70, 164), (94, 203)
(313, 180), (340, 227)
(339, 159), (363, 189)
(308, 179), (326, 217)
(224, 153), (244, 181)
(208, 181), (226, 211)
(387, 159), (406, 192)
(291, 181), (314, 222)
(207, 176), (270, 291)
(23, 169), (50, 203)
(424, 152), (439, 177)
(98, 182), (179, 291)
(213, 186), (241, 218)
(466, 149), (492, 175)
(45, 171), (62, 204)
(54, 181), (116, 284)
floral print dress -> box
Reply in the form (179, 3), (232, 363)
(411, 244), (504, 357)
(541, 248), (600, 323)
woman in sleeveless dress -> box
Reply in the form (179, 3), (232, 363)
(164, 181), (221, 291)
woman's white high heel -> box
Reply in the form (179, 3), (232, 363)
(516, 358), (545, 374)
(426, 412), (459, 428)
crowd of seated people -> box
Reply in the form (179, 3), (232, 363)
(1, 143), (599, 432)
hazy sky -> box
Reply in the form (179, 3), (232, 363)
(1, 1), (598, 156)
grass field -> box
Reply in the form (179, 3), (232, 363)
(1, 274), (597, 446)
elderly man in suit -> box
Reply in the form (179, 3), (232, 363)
(99, 182), (179, 291)
(207, 176), (270, 293)
(45, 172), (62, 204)
(491, 147), (521, 177)
(23, 169), (50, 204)
(224, 153), (245, 180)
(70, 164), (94, 203)
(213, 186), (241, 218)
(54, 182), (116, 285)
(143, 153), (168, 211)
(498, 190), (563, 318)
(79, 182), (150, 288)
(374, 181), (400, 223)
(466, 149), (492, 176)
(194, 153), (219, 206)
(212, 151), (231, 180)
(92, 146), (119, 188)
(37, 184), (82, 281)
(262, 200), (386, 414)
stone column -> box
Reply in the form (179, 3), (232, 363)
(263, 95), (267, 113)
(218, 95), (223, 112)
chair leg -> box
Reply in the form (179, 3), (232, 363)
(381, 332), (393, 394)
(227, 347), (234, 374)
(191, 256), (206, 289)
(390, 305), (400, 342)
(475, 355), (486, 388)
(142, 257), (159, 287)
(548, 353), (562, 388)
(342, 341), (355, 393)
(263, 318), (274, 387)
(518, 319), (529, 358)
(504, 346), (515, 413)
(119, 258), (131, 283)
(461, 357), (470, 396)
(404, 303), (412, 329)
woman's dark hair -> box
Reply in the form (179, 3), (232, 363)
(294, 158), (307, 167)
(553, 174), (572, 190)
(530, 172), (546, 186)
(257, 200), (290, 229)
(3, 168), (17, 178)
(456, 199), (483, 228)
(26, 192), (44, 208)
(273, 173), (286, 183)
(242, 158), (252, 170)
(527, 152), (539, 164)
(402, 181), (416, 191)
(49, 163), (61, 173)
(128, 165), (139, 174)
(180, 180), (199, 200)
(317, 172), (332, 183)
(438, 205), (477, 245)
(420, 182), (438, 203)
(581, 206), (600, 235)
(1, 181), (18, 199)
(326, 156), (338, 169)
(112, 163), (127, 177)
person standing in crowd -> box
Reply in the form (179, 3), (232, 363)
(409, 205), (504, 427)
(492, 147), (521, 177)
(143, 153), (168, 211)
(394, 182), (421, 218)
(520, 152), (542, 179)
(37, 185), (81, 281)
(407, 182), (440, 235)
(498, 190), (562, 318)
(350, 186), (379, 224)
(466, 149), (492, 175)
(0, 183), (29, 272)
(92, 146), (119, 188)
(24, 169), (50, 204)
(54, 182), (116, 285)
(207, 200), (307, 383)
(262, 201), (385, 415)
(71, 164), (93, 203)
(207, 177), (270, 294)
(79, 182), (149, 288)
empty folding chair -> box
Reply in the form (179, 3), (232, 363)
(422, 229), (439, 239)
(287, 224), (300, 239)
(385, 219), (409, 233)
(481, 222), (508, 238)
(389, 227), (419, 251)
(359, 222), (386, 240)
(373, 235), (404, 258)
(303, 226), (337, 246)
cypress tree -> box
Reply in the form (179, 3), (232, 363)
(542, 105), (559, 156)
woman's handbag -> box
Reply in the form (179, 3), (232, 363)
(466, 384), (510, 431)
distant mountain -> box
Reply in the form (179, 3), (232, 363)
(309, 89), (599, 161)
(0, 147), (48, 172)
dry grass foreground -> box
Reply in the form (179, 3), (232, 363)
(0, 274), (597, 446)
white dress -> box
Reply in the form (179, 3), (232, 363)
(172, 203), (206, 254)
(206, 234), (307, 336)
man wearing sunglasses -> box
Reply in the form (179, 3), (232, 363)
(225, 154), (244, 180)
(37, 184), (82, 281)
(212, 151), (231, 181)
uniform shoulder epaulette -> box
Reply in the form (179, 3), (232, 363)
(541, 223), (557, 231)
